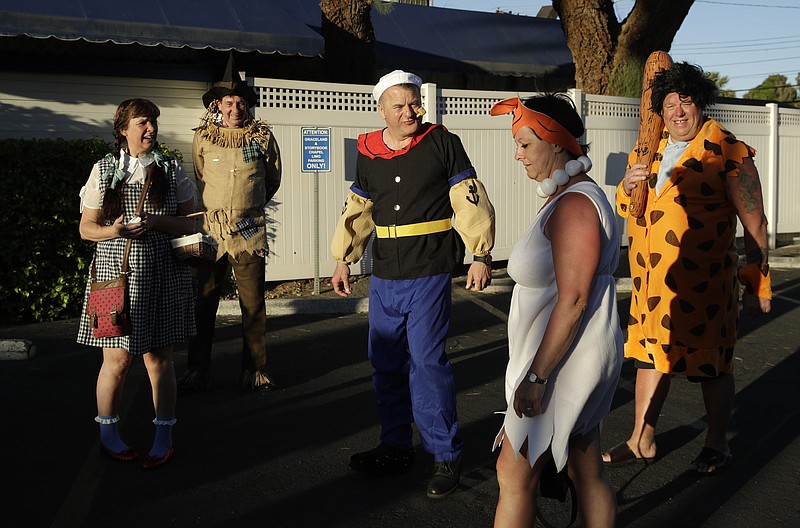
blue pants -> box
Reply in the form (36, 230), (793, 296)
(368, 273), (462, 462)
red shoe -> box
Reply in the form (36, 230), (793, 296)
(100, 444), (138, 462)
(142, 447), (174, 470)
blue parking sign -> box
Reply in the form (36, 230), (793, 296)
(302, 127), (331, 173)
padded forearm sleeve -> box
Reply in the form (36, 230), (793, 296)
(450, 178), (495, 256)
(331, 192), (375, 264)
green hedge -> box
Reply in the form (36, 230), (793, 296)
(0, 138), (184, 324)
(0, 138), (111, 323)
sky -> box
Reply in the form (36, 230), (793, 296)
(431, 0), (800, 95)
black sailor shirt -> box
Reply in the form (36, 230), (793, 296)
(353, 124), (475, 280)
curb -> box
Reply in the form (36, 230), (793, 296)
(224, 297), (371, 316)
(216, 276), (635, 318)
(755, 254), (800, 269)
(0, 339), (37, 360)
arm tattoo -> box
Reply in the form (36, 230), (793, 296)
(746, 246), (769, 270)
(736, 161), (762, 213)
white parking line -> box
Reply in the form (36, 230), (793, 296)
(774, 294), (800, 305)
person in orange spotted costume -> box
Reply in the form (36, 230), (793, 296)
(605, 62), (771, 475)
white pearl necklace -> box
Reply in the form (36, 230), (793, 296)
(536, 155), (593, 198)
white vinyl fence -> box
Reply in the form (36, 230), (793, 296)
(2, 72), (797, 282)
(253, 77), (800, 281)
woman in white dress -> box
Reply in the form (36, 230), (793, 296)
(490, 94), (623, 527)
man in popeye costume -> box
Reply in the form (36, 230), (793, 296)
(330, 70), (495, 499)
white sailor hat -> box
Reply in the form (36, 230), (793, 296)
(373, 70), (423, 102)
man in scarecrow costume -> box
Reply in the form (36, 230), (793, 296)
(178, 55), (281, 393)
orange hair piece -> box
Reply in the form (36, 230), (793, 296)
(489, 97), (583, 157)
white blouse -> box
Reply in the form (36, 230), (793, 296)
(79, 150), (195, 211)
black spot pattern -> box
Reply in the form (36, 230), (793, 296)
(698, 239), (715, 251)
(665, 230), (680, 246)
(724, 254), (734, 269)
(724, 347), (734, 363)
(665, 272), (678, 292)
(688, 216), (704, 229)
(684, 158), (703, 172)
(689, 323), (706, 336)
(673, 357), (687, 373)
(682, 257), (699, 271)
(650, 210), (665, 224)
(698, 364), (718, 377)
(647, 296), (661, 311)
(704, 140), (722, 155)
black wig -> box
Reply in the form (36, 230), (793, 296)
(650, 62), (718, 116)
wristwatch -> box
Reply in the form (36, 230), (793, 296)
(473, 253), (492, 265)
(527, 371), (548, 385)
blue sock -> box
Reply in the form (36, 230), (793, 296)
(97, 415), (130, 454)
(148, 417), (175, 457)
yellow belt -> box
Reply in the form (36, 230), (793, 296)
(375, 218), (452, 239)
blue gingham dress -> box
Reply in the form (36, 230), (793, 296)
(77, 157), (196, 355)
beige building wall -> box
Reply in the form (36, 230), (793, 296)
(0, 71), (206, 175)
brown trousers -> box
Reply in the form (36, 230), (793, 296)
(186, 251), (267, 373)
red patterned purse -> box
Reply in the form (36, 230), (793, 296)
(86, 170), (152, 339)
(87, 272), (131, 338)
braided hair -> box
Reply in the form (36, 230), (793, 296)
(98, 99), (169, 224)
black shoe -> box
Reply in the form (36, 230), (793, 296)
(426, 457), (461, 499)
(349, 443), (415, 475)
(241, 369), (278, 393)
(177, 369), (210, 392)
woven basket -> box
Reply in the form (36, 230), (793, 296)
(171, 234), (217, 264)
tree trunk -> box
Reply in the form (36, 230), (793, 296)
(553, 0), (694, 95)
(552, 0), (618, 95)
(320, 0), (375, 84)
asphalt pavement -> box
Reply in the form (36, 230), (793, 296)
(2, 246), (800, 528)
